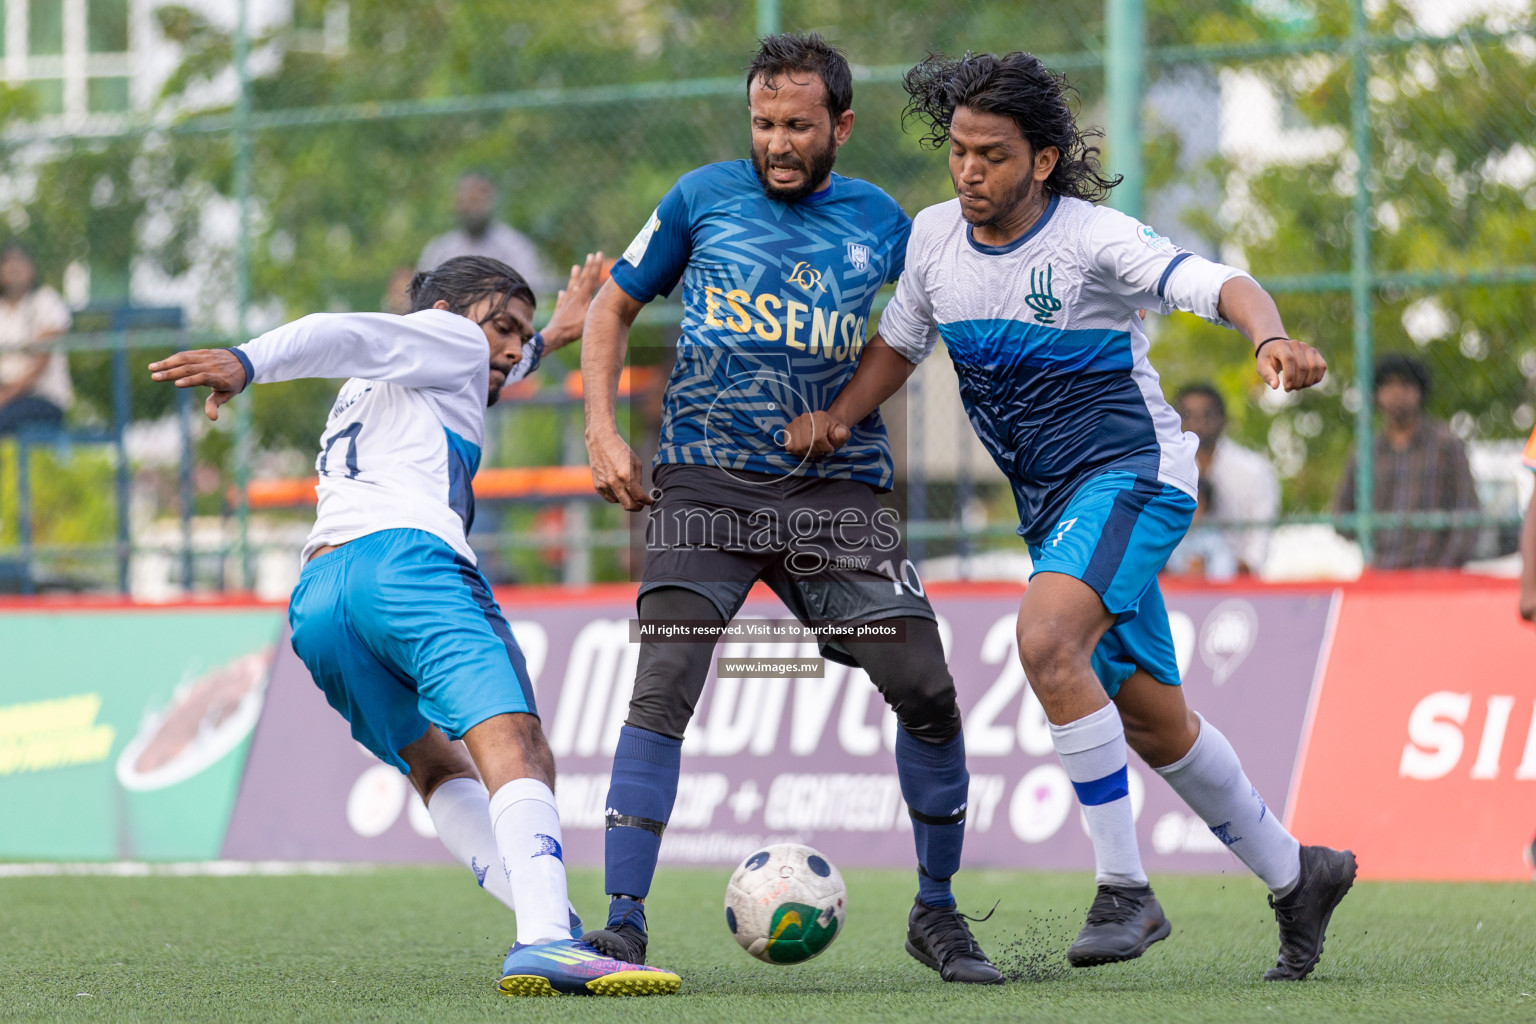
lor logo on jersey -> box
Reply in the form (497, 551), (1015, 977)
(786, 261), (827, 293)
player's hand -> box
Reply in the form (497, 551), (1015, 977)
(1257, 337), (1326, 392)
(781, 410), (850, 457)
(586, 428), (652, 511)
(540, 252), (605, 351)
(148, 349), (247, 421)
(1520, 583), (1536, 623)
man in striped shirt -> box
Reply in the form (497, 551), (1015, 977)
(1334, 354), (1482, 569)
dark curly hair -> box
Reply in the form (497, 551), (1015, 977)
(902, 51), (1122, 204)
(408, 254), (535, 321)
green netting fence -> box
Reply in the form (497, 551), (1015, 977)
(0, 0), (1532, 592)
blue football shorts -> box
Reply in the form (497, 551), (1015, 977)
(288, 528), (537, 773)
(1027, 469), (1196, 697)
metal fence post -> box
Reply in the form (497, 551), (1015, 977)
(1105, 0), (1146, 220)
(232, 0), (254, 591)
(16, 437), (32, 595)
(756, 0), (781, 39)
(178, 385), (195, 591)
(1349, 0), (1376, 564)
(111, 318), (131, 594)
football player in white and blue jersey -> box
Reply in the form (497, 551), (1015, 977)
(149, 255), (681, 997)
(786, 52), (1354, 981)
(580, 34), (1002, 984)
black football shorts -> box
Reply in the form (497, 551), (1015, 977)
(638, 463), (934, 665)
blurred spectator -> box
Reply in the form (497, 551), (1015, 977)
(1520, 424), (1535, 622)
(1334, 353), (1481, 569)
(1175, 382), (1279, 574)
(418, 172), (556, 295)
(382, 264), (416, 314)
(0, 243), (73, 437)
(1164, 478), (1238, 581)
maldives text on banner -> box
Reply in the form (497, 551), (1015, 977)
(222, 587), (1333, 876)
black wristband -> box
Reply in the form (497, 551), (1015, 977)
(1255, 336), (1289, 358)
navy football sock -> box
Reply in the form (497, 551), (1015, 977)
(895, 726), (969, 908)
(604, 895), (646, 932)
(603, 725), (682, 908)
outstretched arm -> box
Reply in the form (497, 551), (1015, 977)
(149, 308), (486, 420)
(782, 334), (919, 456)
(147, 348), (248, 421)
(1216, 276), (1327, 392)
(1093, 211), (1327, 393)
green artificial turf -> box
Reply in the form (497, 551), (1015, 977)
(1, 866), (1532, 1023)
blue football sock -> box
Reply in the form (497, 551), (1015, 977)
(604, 895), (646, 932)
(603, 725), (681, 907)
(895, 726), (969, 908)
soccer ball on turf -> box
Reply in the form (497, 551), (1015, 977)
(724, 842), (847, 964)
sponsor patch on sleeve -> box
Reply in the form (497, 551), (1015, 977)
(1137, 223), (1182, 257)
(622, 208), (662, 268)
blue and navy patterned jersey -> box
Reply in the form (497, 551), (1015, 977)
(611, 159), (911, 488)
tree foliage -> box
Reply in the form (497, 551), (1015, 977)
(0, 0), (1529, 514)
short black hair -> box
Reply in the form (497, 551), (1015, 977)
(1175, 381), (1226, 418)
(1374, 353), (1431, 398)
(408, 255), (535, 321)
(747, 32), (853, 120)
(902, 51), (1123, 203)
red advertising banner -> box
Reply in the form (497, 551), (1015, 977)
(223, 584), (1334, 877)
(1287, 577), (1536, 881)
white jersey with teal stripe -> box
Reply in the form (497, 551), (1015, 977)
(878, 194), (1249, 545)
(237, 308), (536, 566)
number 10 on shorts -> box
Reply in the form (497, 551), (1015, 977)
(876, 558), (924, 597)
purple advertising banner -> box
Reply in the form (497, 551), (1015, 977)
(223, 587), (1335, 874)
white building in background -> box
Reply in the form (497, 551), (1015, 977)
(1, 0), (346, 123)
(0, 0), (348, 317)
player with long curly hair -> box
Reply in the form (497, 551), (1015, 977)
(786, 50), (1354, 981)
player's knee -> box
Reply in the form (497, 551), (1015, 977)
(513, 712), (552, 753)
(866, 638), (962, 745)
(1122, 705), (1199, 769)
(894, 688), (962, 745)
(626, 631), (714, 740)
(410, 765), (477, 802)
(625, 660), (703, 740)
(1015, 617), (1093, 689)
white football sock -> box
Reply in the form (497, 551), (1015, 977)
(1050, 702), (1148, 888)
(427, 777), (517, 912)
(489, 778), (574, 946)
(1154, 713), (1301, 896)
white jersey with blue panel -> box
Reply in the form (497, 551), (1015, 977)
(878, 194), (1250, 544)
(612, 159), (911, 488)
(234, 308), (541, 565)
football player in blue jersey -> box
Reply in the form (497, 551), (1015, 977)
(150, 255), (682, 996)
(580, 33), (1002, 985)
(786, 51), (1354, 981)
